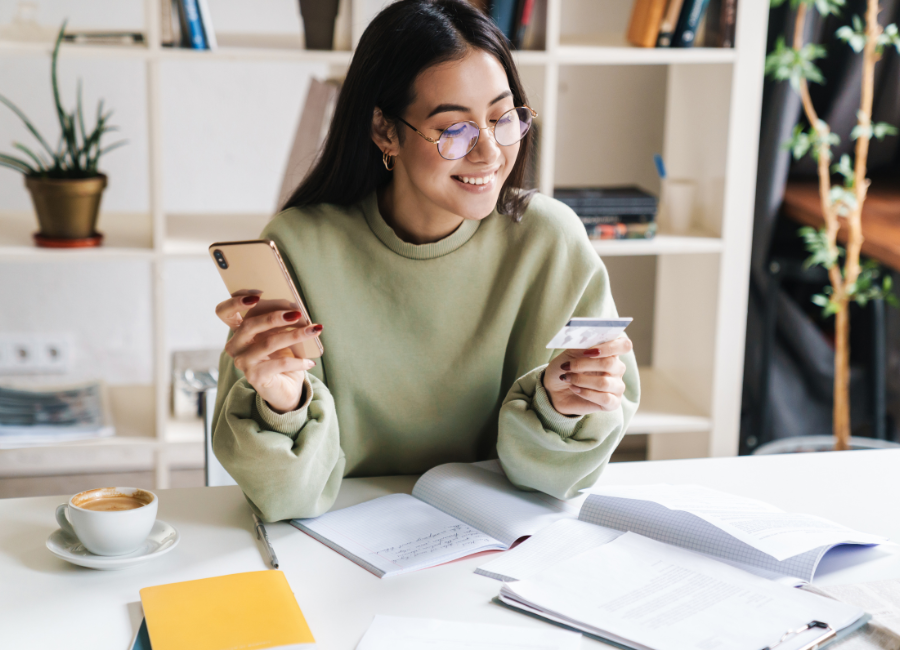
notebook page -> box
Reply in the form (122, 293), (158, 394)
(580, 492), (850, 582)
(292, 493), (505, 578)
(411, 463), (582, 547)
(476, 518), (623, 582)
(499, 532), (865, 650)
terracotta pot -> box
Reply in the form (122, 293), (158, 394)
(299, 0), (340, 50)
(25, 174), (107, 240)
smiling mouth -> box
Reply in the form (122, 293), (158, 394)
(452, 172), (497, 186)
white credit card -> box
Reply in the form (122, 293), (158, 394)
(546, 317), (633, 350)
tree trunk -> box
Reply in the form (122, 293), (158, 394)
(833, 303), (852, 450)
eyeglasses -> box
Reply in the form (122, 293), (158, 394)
(397, 106), (537, 161)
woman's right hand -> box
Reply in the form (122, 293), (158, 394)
(216, 295), (321, 414)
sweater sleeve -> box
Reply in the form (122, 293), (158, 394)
(496, 229), (641, 500)
(211, 349), (345, 522)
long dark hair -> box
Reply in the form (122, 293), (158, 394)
(282, 0), (535, 221)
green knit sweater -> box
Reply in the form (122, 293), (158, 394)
(212, 192), (640, 521)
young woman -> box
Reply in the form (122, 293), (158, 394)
(212, 0), (640, 522)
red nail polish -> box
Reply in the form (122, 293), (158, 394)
(241, 295), (259, 305)
(560, 361), (571, 371)
(284, 311), (302, 322)
(583, 349), (601, 358)
(559, 374), (567, 382)
(311, 324), (323, 333)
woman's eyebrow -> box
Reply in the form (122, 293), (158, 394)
(425, 91), (514, 118)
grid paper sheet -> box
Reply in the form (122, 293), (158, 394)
(579, 494), (833, 582)
(475, 518), (624, 582)
(412, 463), (580, 547)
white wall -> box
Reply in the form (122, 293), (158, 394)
(0, 1), (325, 385)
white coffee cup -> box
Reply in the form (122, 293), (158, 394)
(55, 487), (158, 556)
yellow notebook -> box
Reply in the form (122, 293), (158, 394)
(140, 571), (315, 650)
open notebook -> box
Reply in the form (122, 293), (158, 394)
(291, 461), (581, 578)
(477, 483), (887, 584)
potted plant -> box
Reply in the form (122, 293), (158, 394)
(761, 0), (899, 451)
(0, 22), (125, 248)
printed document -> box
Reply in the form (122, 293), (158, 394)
(499, 532), (866, 650)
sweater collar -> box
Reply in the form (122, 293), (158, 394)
(362, 192), (482, 260)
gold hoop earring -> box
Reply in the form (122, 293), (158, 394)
(382, 151), (395, 171)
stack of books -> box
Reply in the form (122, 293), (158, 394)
(478, 0), (547, 50)
(555, 186), (658, 241)
(626, 0), (736, 49)
(0, 381), (114, 448)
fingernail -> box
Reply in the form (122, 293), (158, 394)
(570, 386), (582, 394)
(560, 361), (571, 371)
(583, 349), (601, 358)
(284, 311), (302, 322)
(310, 324), (323, 334)
(241, 296), (259, 305)
(307, 360), (316, 367)
(559, 374), (568, 382)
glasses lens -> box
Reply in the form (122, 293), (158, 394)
(437, 122), (479, 160)
(494, 107), (532, 147)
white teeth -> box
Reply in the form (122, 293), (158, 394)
(458, 173), (495, 186)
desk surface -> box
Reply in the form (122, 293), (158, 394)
(782, 181), (900, 271)
(2, 450), (899, 649)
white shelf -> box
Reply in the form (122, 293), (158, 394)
(0, 32), (735, 68)
(556, 34), (737, 65)
(0, 211), (154, 261)
(627, 368), (711, 435)
(165, 213), (271, 257)
(591, 232), (723, 257)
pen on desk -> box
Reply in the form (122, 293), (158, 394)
(252, 512), (279, 569)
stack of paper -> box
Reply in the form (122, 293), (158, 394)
(497, 532), (869, 650)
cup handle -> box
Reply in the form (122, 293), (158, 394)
(56, 504), (78, 540)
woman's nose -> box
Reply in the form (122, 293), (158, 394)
(467, 126), (502, 163)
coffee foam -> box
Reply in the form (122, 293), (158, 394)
(72, 487), (153, 510)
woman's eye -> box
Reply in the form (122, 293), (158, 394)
(444, 124), (467, 136)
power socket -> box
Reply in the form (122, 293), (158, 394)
(0, 333), (73, 375)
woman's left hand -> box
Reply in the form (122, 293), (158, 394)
(542, 337), (632, 417)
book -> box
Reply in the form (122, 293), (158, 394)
(496, 532), (870, 650)
(512, 0), (536, 49)
(671, 0), (711, 47)
(276, 78), (342, 211)
(656, 0), (686, 46)
(490, 0), (518, 40)
(554, 186), (658, 214)
(292, 461), (581, 578)
(140, 571), (315, 650)
(177, 0), (208, 50)
(583, 221), (657, 240)
(520, 0), (547, 50)
(475, 483), (887, 584)
(160, 0), (176, 47)
(626, 0), (670, 48)
(195, 0), (217, 50)
(703, 0), (737, 48)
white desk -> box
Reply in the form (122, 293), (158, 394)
(2, 450), (899, 649)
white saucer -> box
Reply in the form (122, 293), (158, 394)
(46, 519), (180, 570)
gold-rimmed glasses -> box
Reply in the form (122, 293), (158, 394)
(397, 106), (537, 160)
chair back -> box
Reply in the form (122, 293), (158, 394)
(202, 389), (238, 487)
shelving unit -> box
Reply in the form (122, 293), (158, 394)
(0, 0), (768, 484)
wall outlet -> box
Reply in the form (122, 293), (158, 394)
(0, 333), (73, 375)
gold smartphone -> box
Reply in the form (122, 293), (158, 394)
(209, 239), (324, 359)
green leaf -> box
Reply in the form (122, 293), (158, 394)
(813, 0), (845, 16)
(831, 153), (854, 186)
(0, 153), (36, 174)
(0, 93), (58, 161)
(800, 226), (843, 269)
(811, 294), (829, 307)
(876, 22), (900, 55)
(829, 185), (858, 215)
(12, 142), (46, 172)
(873, 122), (899, 140)
(837, 17), (867, 52)
(765, 37), (827, 90)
